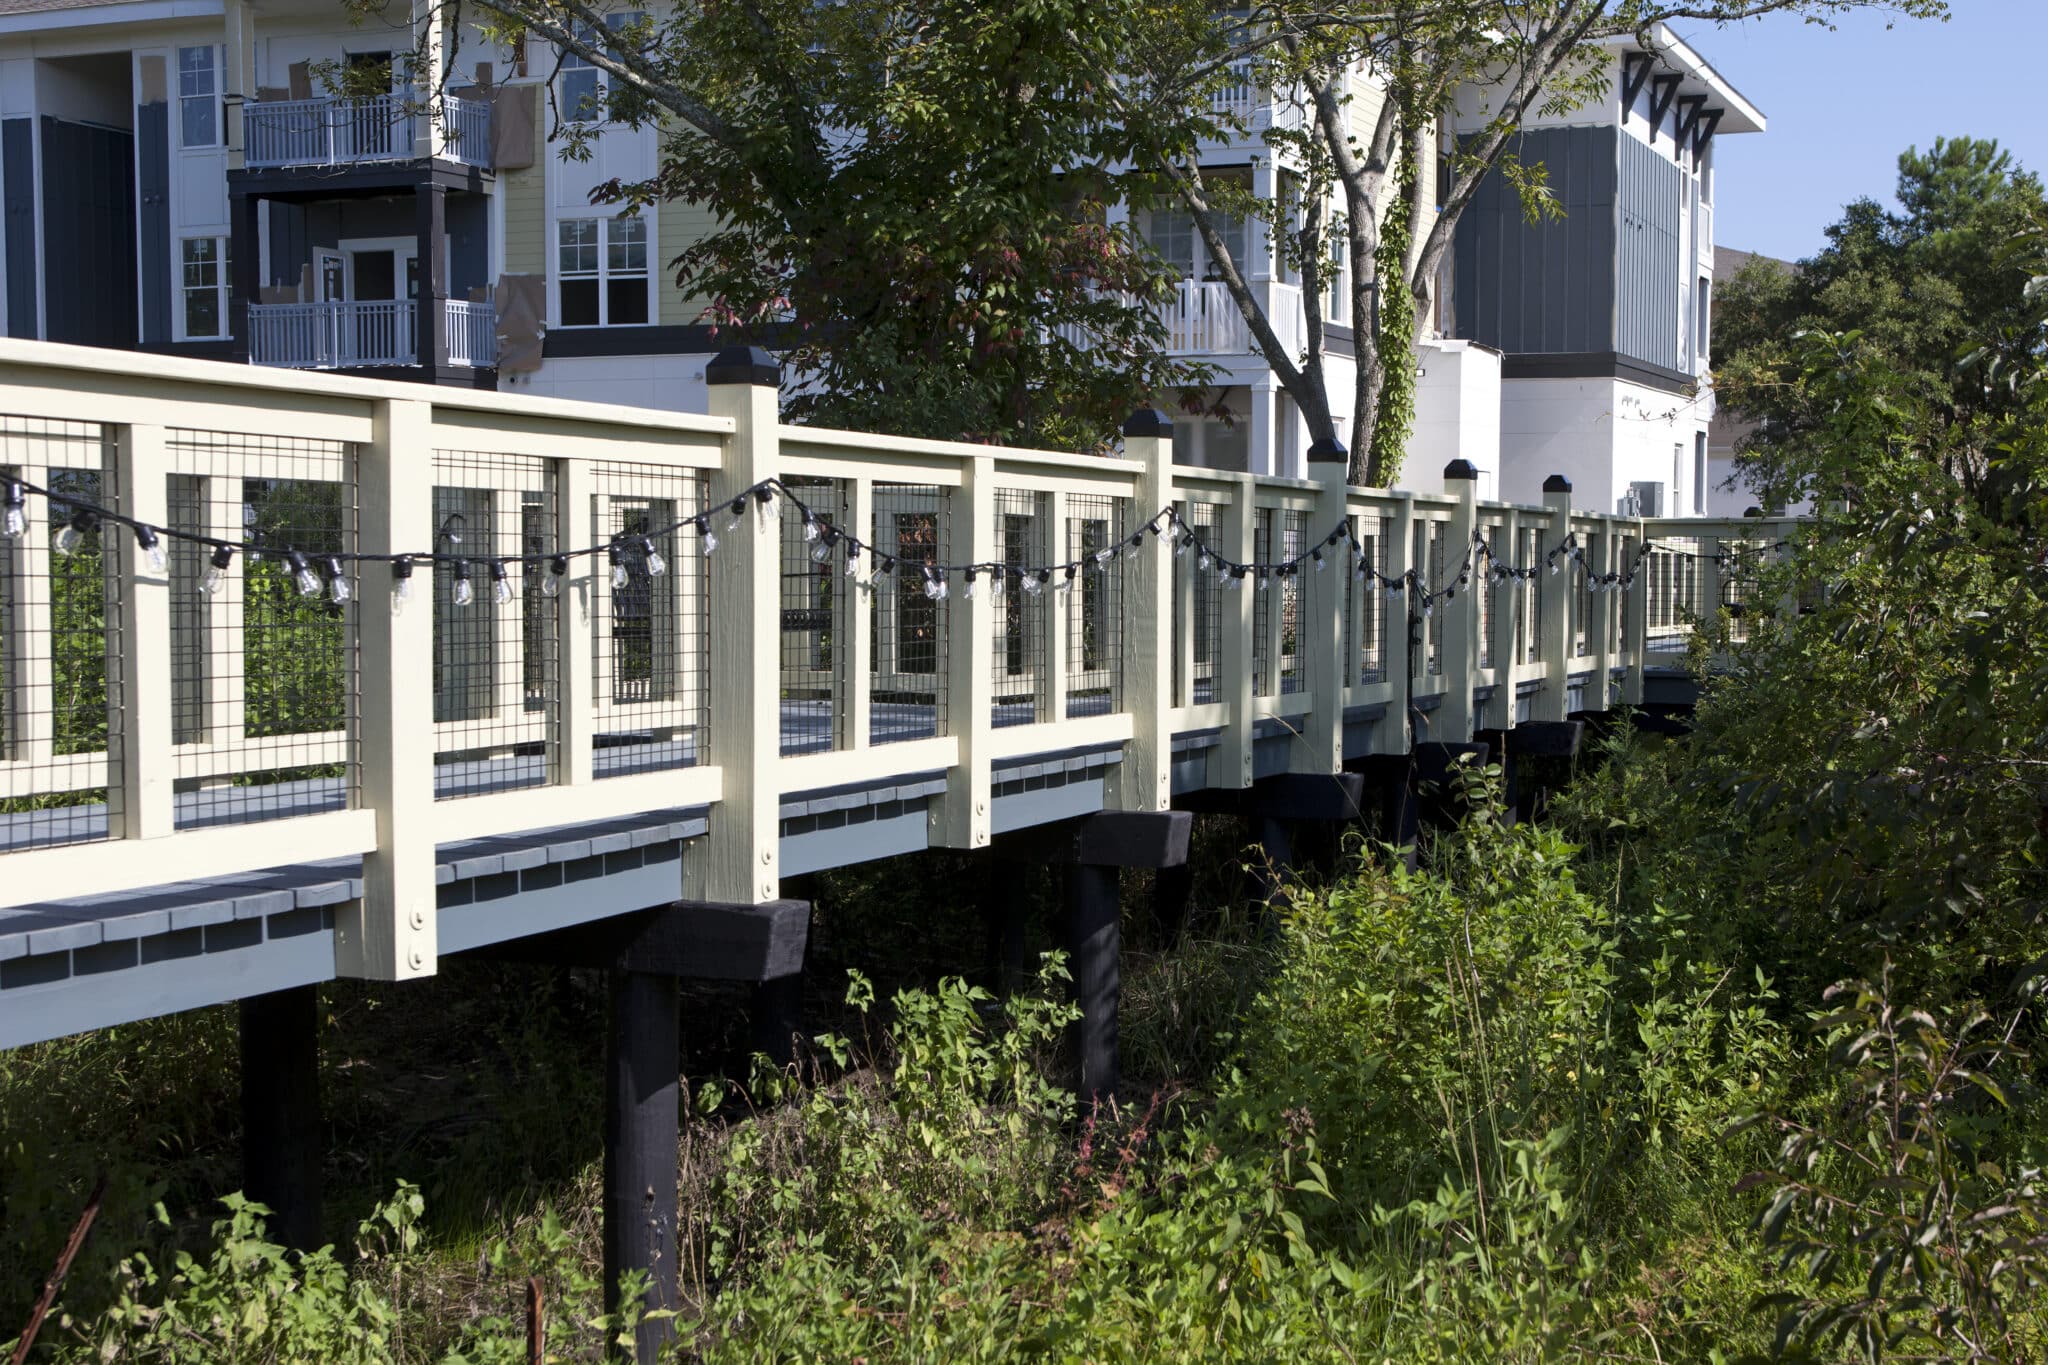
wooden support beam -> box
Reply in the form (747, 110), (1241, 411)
(1001, 808), (1191, 869)
(1646, 73), (1682, 145)
(479, 899), (809, 982)
(240, 984), (323, 1252)
(1619, 51), (1654, 123)
(602, 970), (679, 1365)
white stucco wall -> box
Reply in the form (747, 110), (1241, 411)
(1405, 339), (1501, 498)
(501, 352), (710, 414)
(1497, 375), (1710, 512)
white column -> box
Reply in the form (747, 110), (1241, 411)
(340, 397), (437, 981)
(1113, 412), (1174, 810)
(687, 348), (780, 905)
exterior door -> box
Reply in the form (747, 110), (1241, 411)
(341, 242), (417, 364)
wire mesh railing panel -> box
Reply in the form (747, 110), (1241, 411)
(430, 450), (557, 799)
(1718, 538), (1769, 644)
(1646, 536), (1702, 653)
(1477, 518), (1501, 671)
(991, 487), (1046, 727)
(165, 430), (358, 829)
(1252, 509), (1274, 695)
(871, 484), (948, 744)
(1358, 515), (1388, 685)
(590, 461), (706, 776)
(776, 476), (841, 757)
(0, 419), (119, 851)
(1520, 526), (1543, 665)
(1067, 494), (1124, 718)
(1173, 501), (1223, 705)
(1277, 510), (1305, 694)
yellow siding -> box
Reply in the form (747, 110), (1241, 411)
(501, 105), (547, 278)
(656, 191), (721, 327)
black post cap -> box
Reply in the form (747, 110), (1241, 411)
(705, 345), (780, 387)
(1122, 409), (1173, 438)
(1307, 437), (1349, 465)
(1443, 459), (1479, 481)
(1742, 506), (1763, 518)
(1542, 474), (1573, 493)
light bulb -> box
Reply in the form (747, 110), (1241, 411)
(452, 562), (474, 607)
(1386, 583), (1402, 600)
(640, 537), (665, 577)
(989, 569), (1005, 599)
(609, 544), (628, 590)
(1175, 536), (1192, 559)
(803, 517), (820, 542)
(287, 551), (322, 598)
(1549, 560), (1559, 576)
(702, 527), (718, 555)
(202, 545), (234, 595)
(326, 557), (350, 605)
(542, 555), (568, 598)
(1094, 548), (1115, 569)
(844, 549), (860, 577)
(1058, 567), (1076, 593)
(1258, 572), (1273, 593)
(1424, 601), (1434, 618)
(491, 562), (514, 606)
(1313, 551), (1327, 573)
(726, 500), (745, 532)
(55, 510), (94, 555)
(1, 481), (25, 538)
(1198, 552), (1213, 572)
(923, 573), (945, 601)
(391, 558), (415, 614)
(137, 527), (168, 575)
(1023, 572), (1045, 597)
(963, 571), (978, 599)
(811, 541), (832, 564)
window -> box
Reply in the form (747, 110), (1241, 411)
(1694, 433), (1708, 515)
(559, 11), (646, 123)
(1148, 208), (1248, 280)
(181, 236), (229, 338)
(178, 45), (218, 147)
(1696, 275), (1711, 362)
(557, 216), (649, 326)
(1327, 227), (1348, 324)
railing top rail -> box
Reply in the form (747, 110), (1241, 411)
(0, 337), (733, 439)
(780, 424), (1120, 470)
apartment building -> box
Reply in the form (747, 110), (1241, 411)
(0, 2), (1761, 506)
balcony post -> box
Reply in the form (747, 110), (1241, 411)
(1534, 475), (1574, 723)
(230, 191), (261, 364)
(410, 0), (447, 160)
(1437, 460), (1480, 742)
(931, 450), (993, 847)
(338, 397), (438, 982)
(415, 183), (446, 371)
(1294, 437), (1348, 775)
(1112, 410), (1173, 811)
(223, 0), (253, 171)
(688, 347), (781, 905)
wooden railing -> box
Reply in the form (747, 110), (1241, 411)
(0, 340), (1801, 981)
(243, 91), (493, 170)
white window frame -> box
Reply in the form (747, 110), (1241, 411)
(177, 44), (220, 149)
(557, 11), (647, 126)
(178, 234), (230, 341)
(553, 212), (653, 327)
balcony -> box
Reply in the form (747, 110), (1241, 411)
(1056, 280), (1306, 359)
(248, 298), (496, 370)
(1207, 60), (1308, 134)
(243, 91), (492, 170)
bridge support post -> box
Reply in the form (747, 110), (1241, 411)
(603, 970), (680, 1365)
(1000, 810), (1191, 1106)
(979, 856), (1034, 994)
(239, 984), (323, 1252)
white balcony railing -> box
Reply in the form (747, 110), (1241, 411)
(244, 92), (493, 170)
(249, 299), (497, 370)
(1055, 280), (1306, 359)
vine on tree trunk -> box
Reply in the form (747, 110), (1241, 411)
(1368, 159), (1417, 489)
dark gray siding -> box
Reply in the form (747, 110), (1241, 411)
(266, 201), (309, 288)
(1614, 131), (1682, 371)
(137, 102), (169, 344)
(447, 192), (488, 299)
(1452, 125), (1617, 355)
(39, 117), (137, 349)
(3, 119), (35, 339)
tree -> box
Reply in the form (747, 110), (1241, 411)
(1713, 136), (2048, 511)
(1115, 0), (1949, 485)
(428, 0), (1202, 450)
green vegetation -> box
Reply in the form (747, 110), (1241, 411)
(6, 144), (2047, 1363)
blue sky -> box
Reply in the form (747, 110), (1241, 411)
(1678, 1), (2048, 263)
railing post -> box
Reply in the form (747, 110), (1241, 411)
(689, 347), (780, 905)
(1534, 475), (1574, 724)
(1294, 438), (1349, 774)
(1623, 519), (1649, 706)
(1214, 475), (1256, 787)
(933, 453), (994, 846)
(1372, 491), (1415, 755)
(838, 477), (874, 749)
(1044, 489), (1072, 721)
(111, 424), (174, 840)
(553, 459), (596, 787)
(1437, 460), (1480, 742)
(339, 397), (437, 981)
(1702, 530), (1726, 645)
(1114, 411), (1174, 808)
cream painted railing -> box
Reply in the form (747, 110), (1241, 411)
(0, 340), (1800, 981)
